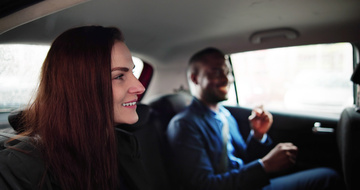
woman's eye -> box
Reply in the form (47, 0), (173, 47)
(114, 74), (124, 80)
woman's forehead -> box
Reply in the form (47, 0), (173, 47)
(111, 42), (134, 69)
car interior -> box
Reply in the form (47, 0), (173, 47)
(1, 0), (360, 189)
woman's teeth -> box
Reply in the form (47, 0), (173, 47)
(122, 102), (136, 107)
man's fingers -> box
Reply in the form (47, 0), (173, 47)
(248, 105), (265, 121)
(286, 151), (297, 164)
(249, 109), (265, 121)
(248, 113), (256, 120)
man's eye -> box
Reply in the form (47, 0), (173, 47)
(215, 70), (222, 76)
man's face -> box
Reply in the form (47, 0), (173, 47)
(195, 54), (233, 104)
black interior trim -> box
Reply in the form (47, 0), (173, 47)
(0, 0), (43, 18)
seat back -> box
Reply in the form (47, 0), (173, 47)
(337, 63), (360, 190)
(337, 108), (360, 190)
(139, 92), (192, 189)
(117, 103), (176, 189)
(148, 92), (193, 134)
(131, 103), (173, 190)
(133, 93), (192, 190)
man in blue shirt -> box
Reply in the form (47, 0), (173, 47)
(166, 47), (342, 190)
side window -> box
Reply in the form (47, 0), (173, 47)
(0, 44), (144, 111)
(227, 43), (354, 118)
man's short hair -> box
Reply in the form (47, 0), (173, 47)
(187, 47), (225, 76)
(189, 47), (225, 65)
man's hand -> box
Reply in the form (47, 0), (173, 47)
(261, 143), (298, 173)
(248, 105), (273, 140)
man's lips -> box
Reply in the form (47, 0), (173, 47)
(218, 86), (228, 93)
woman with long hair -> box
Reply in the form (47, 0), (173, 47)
(0, 26), (148, 189)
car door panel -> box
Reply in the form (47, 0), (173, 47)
(226, 106), (342, 173)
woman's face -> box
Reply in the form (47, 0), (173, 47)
(111, 41), (145, 125)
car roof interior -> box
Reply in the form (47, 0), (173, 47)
(1, 0), (360, 67)
(1, 1), (360, 189)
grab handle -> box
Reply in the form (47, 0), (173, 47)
(312, 122), (334, 134)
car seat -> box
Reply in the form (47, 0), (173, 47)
(141, 92), (193, 189)
(133, 93), (192, 190)
(337, 63), (360, 190)
(148, 92), (193, 135)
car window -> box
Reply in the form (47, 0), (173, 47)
(226, 43), (353, 118)
(0, 44), (144, 112)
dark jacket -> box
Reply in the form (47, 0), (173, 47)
(0, 135), (60, 190)
(166, 98), (274, 190)
(0, 128), (151, 190)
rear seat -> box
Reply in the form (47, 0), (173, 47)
(147, 92), (192, 138)
(134, 92), (192, 189)
(132, 104), (173, 189)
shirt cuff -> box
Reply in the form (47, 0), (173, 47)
(257, 159), (265, 168)
(250, 130), (268, 143)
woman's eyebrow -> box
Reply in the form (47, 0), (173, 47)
(111, 64), (135, 72)
(111, 67), (130, 72)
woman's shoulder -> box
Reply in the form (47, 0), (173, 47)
(0, 137), (47, 189)
(0, 141), (40, 163)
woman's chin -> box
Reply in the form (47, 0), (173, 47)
(115, 115), (139, 125)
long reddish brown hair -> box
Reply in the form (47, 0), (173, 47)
(22, 26), (123, 189)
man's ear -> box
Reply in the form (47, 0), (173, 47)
(190, 73), (198, 85)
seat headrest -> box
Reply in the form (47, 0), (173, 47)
(351, 63), (360, 109)
(8, 109), (24, 133)
(351, 63), (360, 84)
(148, 93), (193, 120)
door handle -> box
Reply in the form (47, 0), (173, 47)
(312, 122), (334, 134)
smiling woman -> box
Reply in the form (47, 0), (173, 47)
(0, 26), (149, 190)
(111, 41), (145, 125)
(0, 0), (360, 190)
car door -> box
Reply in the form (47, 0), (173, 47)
(223, 42), (356, 175)
(226, 106), (341, 172)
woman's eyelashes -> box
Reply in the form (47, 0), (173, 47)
(113, 69), (136, 80)
(114, 73), (124, 80)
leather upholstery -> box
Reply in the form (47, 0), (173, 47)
(337, 63), (360, 190)
(337, 107), (360, 190)
(148, 92), (192, 133)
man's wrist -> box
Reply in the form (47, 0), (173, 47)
(251, 130), (267, 143)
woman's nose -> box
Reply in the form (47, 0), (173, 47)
(129, 76), (146, 95)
